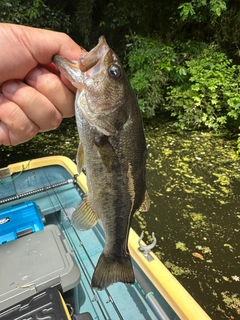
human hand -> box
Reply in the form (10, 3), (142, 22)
(0, 23), (85, 146)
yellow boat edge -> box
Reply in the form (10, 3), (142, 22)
(5, 155), (211, 320)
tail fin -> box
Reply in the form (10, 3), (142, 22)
(91, 252), (135, 290)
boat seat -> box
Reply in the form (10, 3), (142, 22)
(73, 312), (94, 320)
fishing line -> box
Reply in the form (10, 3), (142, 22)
(0, 160), (32, 185)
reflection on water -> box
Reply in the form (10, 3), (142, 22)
(0, 117), (239, 319)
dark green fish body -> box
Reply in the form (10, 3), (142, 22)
(53, 37), (149, 290)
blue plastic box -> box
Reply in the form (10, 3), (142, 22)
(0, 201), (44, 244)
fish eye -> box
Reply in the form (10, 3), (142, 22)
(108, 65), (122, 80)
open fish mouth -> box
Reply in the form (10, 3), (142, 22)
(78, 36), (109, 72)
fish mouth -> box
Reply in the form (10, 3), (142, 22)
(78, 36), (110, 73)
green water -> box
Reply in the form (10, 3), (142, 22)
(0, 117), (239, 319)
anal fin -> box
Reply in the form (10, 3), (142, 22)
(71, 196), (99, 230)
(139, 190), (151, 212)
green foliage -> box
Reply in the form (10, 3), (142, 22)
(178, 2), (196, 21)
(178, 0), (227, 21)
(95, 0), (155, 48)
(125, 34), (208, 118)
(209, 0), (227, 17)
(125, 34), (240, 152)
(0, 0), (70, 32)
(125, 35), (166, 117)
(125, 35), (189, 118)
(166, 46), (240, 131)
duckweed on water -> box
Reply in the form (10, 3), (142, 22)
(221, 292), (240, 316)
(164, 260), (192, 276)
(133, 119), (240, 320)
(175, 241), (189, 251)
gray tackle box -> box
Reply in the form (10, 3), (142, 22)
(0, 224), (80, 311)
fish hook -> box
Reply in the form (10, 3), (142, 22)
(138, 232), (157, 256)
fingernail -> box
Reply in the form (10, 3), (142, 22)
(27, 68), (43, 80)
(4, 81), (18, 94)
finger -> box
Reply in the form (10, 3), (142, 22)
(2, 79), (63, 131)
(0, 24), (85, 83)
(25, 66), (76, 117)
(40, 63), (77, 94)
(0, 94), (38, 146)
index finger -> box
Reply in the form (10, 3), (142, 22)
(0, 24), (85, 83)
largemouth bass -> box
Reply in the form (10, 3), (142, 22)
(53, 36), (150, 290)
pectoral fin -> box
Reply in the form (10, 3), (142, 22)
(139, 190), (151, 212)
(71, 196), (99, 230)
(94, 136), (119, 170)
